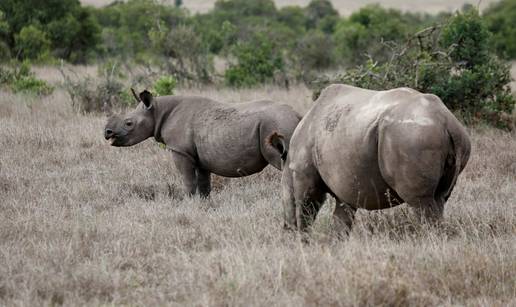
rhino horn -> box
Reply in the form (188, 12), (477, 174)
(130, 88), (141, 102)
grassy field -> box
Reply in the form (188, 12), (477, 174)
(0, 77), (515, 305)
(80, 0), (500, 14)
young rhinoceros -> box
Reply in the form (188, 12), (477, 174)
(104, 90), (301, 197)
(268, 84), (471, 233)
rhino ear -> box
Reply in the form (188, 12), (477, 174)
(139, 90), (153, 109)
(266, 132), (287, 161)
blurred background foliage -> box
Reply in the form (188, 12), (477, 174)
(0, 0), (514, 126)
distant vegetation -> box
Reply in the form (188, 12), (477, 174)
(0, 0), (514, 126)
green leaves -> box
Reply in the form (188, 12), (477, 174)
(153, 76), (177, 96)
(0, 61), (53, 96)
(224, 33), (284, 87)
(314, 8), (515, 129)
(439, 8), (490, 68)
(14, 25), (51, 61)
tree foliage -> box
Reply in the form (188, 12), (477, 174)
(314, 9), (515, 129)
(0, 0), (100, 62)
(484, 0), (516, 59)
(224, 32), (284, 87)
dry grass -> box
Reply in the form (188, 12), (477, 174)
(0, 82), (515, 306)
(80, 0), (500, 14)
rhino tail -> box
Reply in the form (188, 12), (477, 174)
(435, 125), (471, 202)
(266, 131), (287, 161)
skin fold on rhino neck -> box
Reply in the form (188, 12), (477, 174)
(151, 97), (182, 144)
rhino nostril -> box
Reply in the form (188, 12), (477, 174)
(105, 128), (114, 139)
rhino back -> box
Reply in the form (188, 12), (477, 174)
(163, 98), (296, 177)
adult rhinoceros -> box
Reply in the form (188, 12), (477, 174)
(268, 84), (471, 232)
(105, 90), (301, 197)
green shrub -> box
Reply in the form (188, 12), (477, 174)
(305, 0), (338, 30)
(484, 0), (516, 59)
(314, 9), (515, 129)
(333, 5), (412, 66)
(0, 0), (100, 63)
(224, 32), (284, 87)
(153, 75), (176, 96)
(0, 10), (9, 60)
(93, 0), (186, 58)
(149, 24), (212, 83)
(11, 75), (53, 95)
(14, 25), (51, 61)
(439, 8), (490, 68)
(0, 61), (53, 95)
(293, 30), (335, 78)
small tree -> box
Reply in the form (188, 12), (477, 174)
(224, 32), (284, 87)
(333, 5), (412, 66)
(294, 30), (334, 78)
(149, 24), (213, 84)
(14, 25), (51, 61)
(305, 0), (338, 29)
(484, 0), (516, 59)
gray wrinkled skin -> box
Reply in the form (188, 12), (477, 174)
(271, 84), (471, 233)
(104, 91), (301, 197)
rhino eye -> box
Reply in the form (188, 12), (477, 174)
(125, 121), (133, 127)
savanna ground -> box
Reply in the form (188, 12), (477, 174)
(0, 66), (515, 306)
(81, 0), (500, 15)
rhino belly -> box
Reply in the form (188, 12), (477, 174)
(326, 170), (401, 210)
(197, 139), (267, 178)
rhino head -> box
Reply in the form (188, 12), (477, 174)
(104, 89), (156, 147)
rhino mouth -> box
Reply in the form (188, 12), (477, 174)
(107, 135), (131, 147)
(107, 136), (124, 146)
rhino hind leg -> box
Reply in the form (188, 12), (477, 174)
(333, 202), (357, 236)
(197, 168), (211, 198)
(171, 152), (198, 196)
(293, 170), (328, 231)
(281, 168), (297, 231)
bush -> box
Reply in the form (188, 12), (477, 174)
(332, 5), (413, 66)
(0, 10), (9, 60)
(305, 0), (338, 30)
(14, 25), (51, 61)
(0, 0), (100, 63)
(93, 0), (186, 58)
(0, 61), (53, 95)
(11, 75), (53, 95)
(224, 32), (284, 87)
(484, 0), (516, 59)
(293, 30), (335, 78)
(153, 75), (176, 96)
(149, 24), (212, 83)
(439, 8), (490, 68)
(313, 9), (515, 129)
(60, 62), (131, 113)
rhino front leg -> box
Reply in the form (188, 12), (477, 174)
(197, 168), (211, 198)
(171, 152), (198, 196)
(333, 202), (356, 236)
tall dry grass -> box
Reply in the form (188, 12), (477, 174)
(0, 83), (515, 306)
